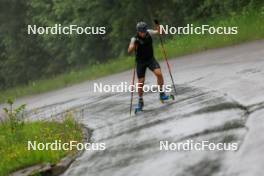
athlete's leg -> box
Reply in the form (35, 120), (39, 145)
(153, 68), (171, 101)
(136, 65), (146, 97)
(153, 68), (164, 88)
(135, 77), (145, 112)
(149, 59), (169, 100)
(148, 58), (164, 91)
(138, 77), (145, 98)
(136, 62), (147, 104)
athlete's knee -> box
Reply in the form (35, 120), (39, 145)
(154, 69), (163, 78)
(138, 77), (145, 82)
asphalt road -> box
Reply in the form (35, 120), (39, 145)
(1, 40), (264, 176)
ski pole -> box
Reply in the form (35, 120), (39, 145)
(129, 44), (138, 116)
(129, 63), (136, 116)
(154, 19), (177, 95)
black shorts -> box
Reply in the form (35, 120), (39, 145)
(136, 58), (160, 78)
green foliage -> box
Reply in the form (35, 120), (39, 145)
(3, 98), (26, 132)
(0, 0), (263, 90)
(0, 8), (263, 103)
(0, 116), (82, 176)
(0, 10), (264, 102)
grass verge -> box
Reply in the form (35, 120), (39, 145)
(0, 9), (264, 102)
(0, 117), (83, 176)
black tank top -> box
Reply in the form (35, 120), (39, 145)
(135, 32), (154, 62)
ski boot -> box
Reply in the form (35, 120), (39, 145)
(160, 92), (175, 103)
(135, 97), (144, 114)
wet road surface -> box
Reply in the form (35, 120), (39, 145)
(1, 40), (264, 176)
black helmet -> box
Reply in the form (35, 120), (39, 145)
(136, 21), (147, 32)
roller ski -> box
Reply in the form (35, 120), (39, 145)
(135, 98), (144, 114)
(160, 92), (175, 103)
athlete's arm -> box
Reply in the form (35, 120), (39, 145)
(147, 29), (159, 35)
(148, 24), (163, 35)
(128, 37), (136, 54)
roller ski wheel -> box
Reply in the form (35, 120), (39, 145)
(160, 93), (175, 103)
